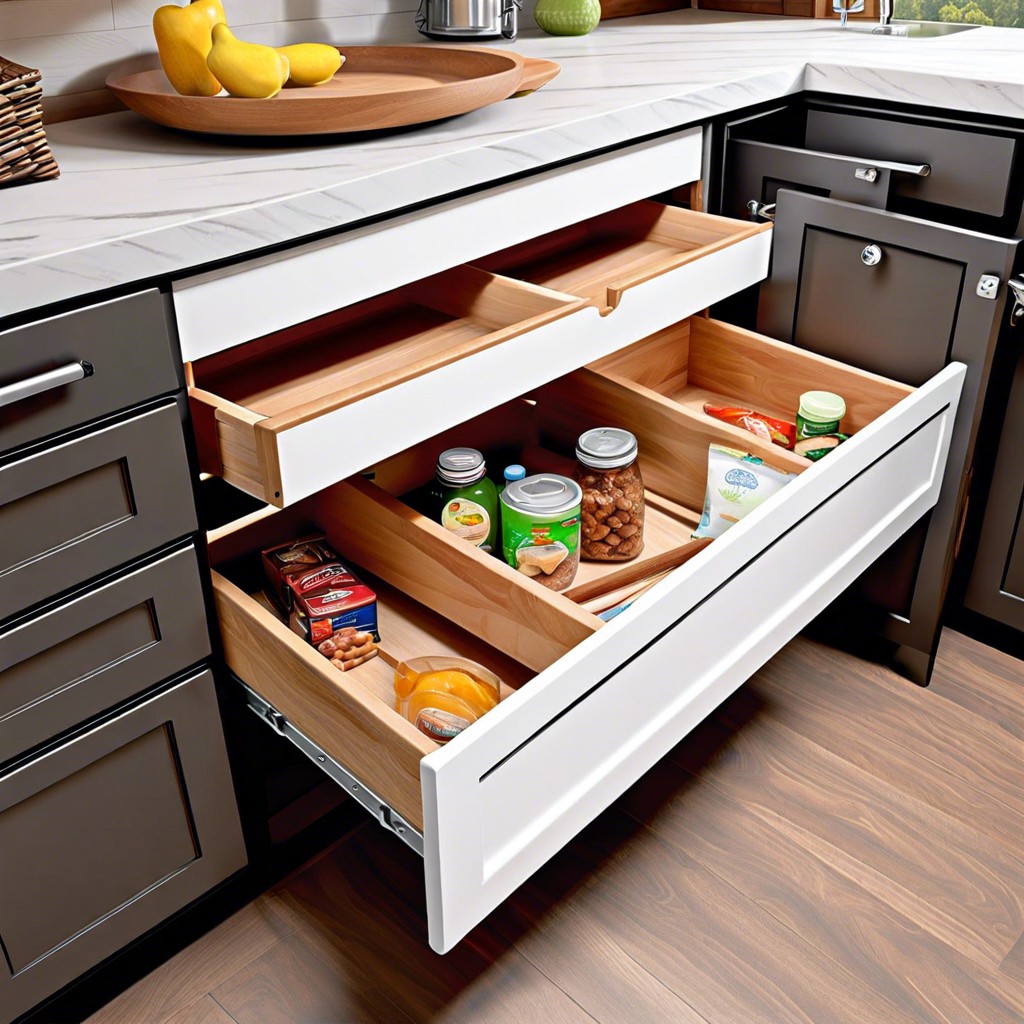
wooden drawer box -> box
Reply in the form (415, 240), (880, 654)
(187, 201), (770, 507)
(208, 317), (965, 954)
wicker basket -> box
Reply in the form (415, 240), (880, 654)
(0, 56), (59, 188)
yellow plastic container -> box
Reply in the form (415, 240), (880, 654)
(394, 656), (501, 744)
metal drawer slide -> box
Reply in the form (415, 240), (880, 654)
(241, 682), (424, 856)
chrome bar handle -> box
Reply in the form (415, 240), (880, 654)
(746, 200), (776, 222)
(736, 141), (930, 180)
(1008, 277), (1024, 327)
(0, 360), (92, 410)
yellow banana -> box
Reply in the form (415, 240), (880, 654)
(206, 23), (290, 99)
(276, 44), (344, 87)
(152, 0), (225, 97)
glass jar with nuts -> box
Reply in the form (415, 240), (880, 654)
(574, 427), (645, 561)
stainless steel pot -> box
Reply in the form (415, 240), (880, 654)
(415, 0), (520, 40)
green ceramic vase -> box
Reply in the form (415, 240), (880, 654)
(534, 0), (601, 36)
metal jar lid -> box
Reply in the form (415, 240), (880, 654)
(576, 427), (638, 470)
(500, 474), (582, 517)
(436, 447), (485, 485)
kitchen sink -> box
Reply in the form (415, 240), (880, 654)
(845, 19), (981, 36)
(893, 20), (981, 35)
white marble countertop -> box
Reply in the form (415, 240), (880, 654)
(5, 10), (1024, 321)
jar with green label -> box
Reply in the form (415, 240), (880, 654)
(500, 474), (582, 591)
(433, 448), (498, 553)
(796, 391), (846, 439)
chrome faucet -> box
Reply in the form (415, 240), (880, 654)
(833, 0), (865, 27)
(879, 0), (894, 26)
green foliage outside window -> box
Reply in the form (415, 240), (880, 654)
(894, 0), (1021, 24)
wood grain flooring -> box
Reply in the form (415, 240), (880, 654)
(85, 628), (1024, 1024)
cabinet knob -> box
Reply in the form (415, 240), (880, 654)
(861, 244), (883, 267)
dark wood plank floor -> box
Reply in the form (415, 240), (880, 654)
(87, 629), (1024, 1024)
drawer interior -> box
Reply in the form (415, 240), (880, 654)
(210, 315), (912, 834)
(210, 501), (537, 833)
(475, 200), (765, 313)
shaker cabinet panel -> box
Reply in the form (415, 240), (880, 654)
(758, 189), (1019, 680)
(805, 108), (1019, 220)
(0, 669), (246, 1024)
(791, 227), (962, 385)
(719, 102), (1024, 232)
(0, 400), (197, 622)
(0, 545), (211, 763)
(0, 291), (181, 458)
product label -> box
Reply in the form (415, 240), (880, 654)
(796, 414), (841, 439)
(693, 445), (795, 540)
(501, 505), (581, 589)
(441, 499), (491, 547)
(415, 708), (472, 743)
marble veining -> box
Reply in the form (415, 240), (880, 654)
(5, 10), (1024, 321)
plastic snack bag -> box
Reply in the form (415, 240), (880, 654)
(693, 444), (796, 540)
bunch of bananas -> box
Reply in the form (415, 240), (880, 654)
(153, 0), (344, 99)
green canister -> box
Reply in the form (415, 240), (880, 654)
(796, 391), (846, 440)
(433, 448), (499, 553)
(500, 474), (582, 592)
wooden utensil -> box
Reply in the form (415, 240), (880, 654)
(564, 538), (713, 605)
(376, 646), (421, 698)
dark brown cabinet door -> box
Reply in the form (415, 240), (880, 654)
(0, 669), (246, 1024)
(0, 400), (197, 622)
(965, 351), (1024, 630)
(719, 102), (1024, 233)
(0, 291), (181, 458)
(759, 190), (1020, 682)
(0, 545), (211, 763)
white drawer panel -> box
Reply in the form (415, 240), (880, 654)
(431, 375), (959, 950)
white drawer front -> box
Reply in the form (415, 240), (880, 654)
(421, 361), (965, 953)
(174, 129), (703, 363)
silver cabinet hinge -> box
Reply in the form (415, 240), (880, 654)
(242, 683), (424, 856)
(977, 274), (1001, 301)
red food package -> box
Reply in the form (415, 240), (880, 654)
(703, 403), (797, 449)
(262, 535), (339, 610)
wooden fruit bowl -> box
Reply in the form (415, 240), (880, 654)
(107, 46), (558, 136)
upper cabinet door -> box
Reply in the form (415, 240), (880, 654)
(757, 190), (1020, 681)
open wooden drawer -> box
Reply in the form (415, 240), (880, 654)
(188, 201), (771, 507)
(207, 316), (964, 954)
